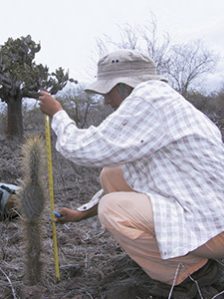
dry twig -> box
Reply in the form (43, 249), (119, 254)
(0, 266), (17, 299)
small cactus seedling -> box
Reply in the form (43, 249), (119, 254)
(20, 136), (47, 286)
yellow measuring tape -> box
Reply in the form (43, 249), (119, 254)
(45, 115), (61, 282)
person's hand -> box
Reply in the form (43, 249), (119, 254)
(39, 90), (63, 117)
(54, 204), (98, 224)
(55, 207), (84, 223)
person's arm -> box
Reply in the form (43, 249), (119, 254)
(56, 204), (98, 224)
(50, 99), (165, 168)
(55, 189), (103, 224)
(39, 84), (166, 168)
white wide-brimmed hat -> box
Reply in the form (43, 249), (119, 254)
(85, 49), (166, 94)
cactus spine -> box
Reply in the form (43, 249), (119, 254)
(20, 136), (46, 285)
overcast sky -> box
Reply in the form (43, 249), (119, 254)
(0, 0), (224, 91)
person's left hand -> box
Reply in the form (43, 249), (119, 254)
(39, 90), (63, 117)
(55, 207), (85, 223)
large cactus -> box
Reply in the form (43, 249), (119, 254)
(20, 136), (46, 285)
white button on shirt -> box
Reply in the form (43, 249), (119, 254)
(52, 80), (224, 259)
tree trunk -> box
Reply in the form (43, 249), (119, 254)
(7, 97), (23, 139)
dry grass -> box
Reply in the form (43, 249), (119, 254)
(0, 106), (224, 299)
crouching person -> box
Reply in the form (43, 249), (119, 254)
(39, 49), (224, 298)
(0, 183), (20, 220)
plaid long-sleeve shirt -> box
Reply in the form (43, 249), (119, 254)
(52, 80), (224, 259)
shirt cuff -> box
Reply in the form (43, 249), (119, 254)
(77, 189), (104, 211)
(51, 110), (76, 136)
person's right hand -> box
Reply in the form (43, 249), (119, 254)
(39, 90), (63, 117)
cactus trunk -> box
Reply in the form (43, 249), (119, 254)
(24, 220), (42, 285)
(20, 136), (46, 286)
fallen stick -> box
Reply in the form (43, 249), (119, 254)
(0, 266), (17, 299)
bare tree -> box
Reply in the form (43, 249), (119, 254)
(167, 40), (219, 96)
(95, 15), (219, 96)
(140, 14), (171, 74)
(57, 83), (99, 128)
(95, 14), (171, 76)
(116, 24), (139, 50)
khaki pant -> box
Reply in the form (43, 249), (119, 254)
(98, 166), (224, 285)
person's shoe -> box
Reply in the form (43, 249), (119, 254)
(149, 278), (197, 299)
(148, 259), (220, 299)
(190, 259), (220, 286)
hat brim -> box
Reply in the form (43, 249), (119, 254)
(85, 75), (167, 95)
